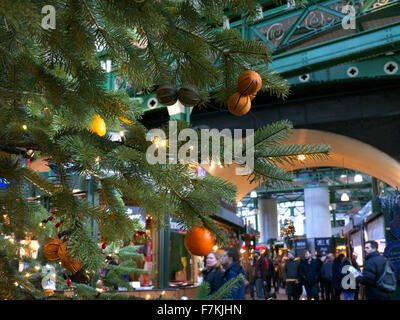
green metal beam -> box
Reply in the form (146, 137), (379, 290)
(270, 20), (400, 77)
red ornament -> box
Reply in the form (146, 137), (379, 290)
(51, 209), (57, 214)
(100, 249), (105, 254)
(67, 278), (72, 287)
(48, 216), (54, 221)
(102, 243), (107, 249)
(184, 226), (214, 256)
(63, 236), (69, 242)
(55, 222), (62, 228)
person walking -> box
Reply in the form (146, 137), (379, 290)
(341, 256), (356, 300)
(265, 253), (275, 294)
(350, 251), (361, 300)
(298, 250), (321, 300)
(221, 247), (246, 300)
(355, 240), (393, 300)
(253, 249), (267, 299)
(245, 258), (256, 299)
(284, 250), (300, 300)
(320, 253), (334, 300)
(278, 257), (287, 290)
(332, 253), (344, 300)
(316, 254), (323, 299)
(202, 252), (224, 296)
(272, 257), (280, 292)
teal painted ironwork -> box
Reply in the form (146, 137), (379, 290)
(270, 20), (400, 77)
(287, 52), (400, 84)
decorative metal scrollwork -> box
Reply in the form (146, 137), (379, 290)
(373, 0), (390, 7)
(267, 23), (286, 42)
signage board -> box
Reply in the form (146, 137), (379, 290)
(315, 237), (332, 256)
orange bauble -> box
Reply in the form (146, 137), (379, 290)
(58, 243), (84, 274)
(90, 114), (106, 136)
(184, 227), (214, 256)
(237, 70), (262, 96)
(227, 92), (251, 116)
(43, 239), (62, 261)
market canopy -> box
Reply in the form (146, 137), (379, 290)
(203, 129), (400, 202)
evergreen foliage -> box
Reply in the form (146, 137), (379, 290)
(195, 273), (246, 300)
(0, 0), (330, 299)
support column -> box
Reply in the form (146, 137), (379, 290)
(258, 197), (279, 244)
(304, 187), (332, 255)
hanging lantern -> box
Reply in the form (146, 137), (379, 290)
(184, 226), (214, 256)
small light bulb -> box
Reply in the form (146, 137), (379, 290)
(22, 125), (27, 130)
(14, 282), (19, 287)
(161, 291), (166, 295)
(119, 131), (124, 137)
(297, 154), (306, 161)
(25, 273), (30, 278)
(145, 294), (151, 300)
(34, 266), (40, 271)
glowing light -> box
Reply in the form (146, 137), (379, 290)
(341, 192), (350, 202)
(297, 154), (306, 161)
(354, 174), (363, 183)
(240, 248), (245, 254)
(8, 238), (14, 243)
(145, 294), (151, 300)
(119, 131), (125, 137)
(22, 125), (27, 130)
(96, 288), (103, 293)
(38, 222), (43, 227)
(212, 245), (218, 251)
(25, 273), (30, 278)
(14, 282), (19, 287)
(250, 191), (257, 198)
(30, 241), (40, 251)
(34, 266), (40, 271)
(153, 137), (167, 148)
(237, 201), (243, 208)
(161, 291), (166, 296)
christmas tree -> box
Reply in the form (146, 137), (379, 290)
(0, 0), (330, 299)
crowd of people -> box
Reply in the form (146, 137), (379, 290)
(201, 240), (395, 300)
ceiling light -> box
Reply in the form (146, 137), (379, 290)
(354, 174), (363, 183)
(341, 192), (350, 202)
(237, 201), (243, 208)
(250, 191), (257, 198)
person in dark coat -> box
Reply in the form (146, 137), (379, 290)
(202, 252), (224, 296)
(350, 252), (361, 300)
(284, 249), (300, 300)
(265, 252), (275, 294)
(356, 240), (391, 300)
(320, 253), (334, 300)
(332, 253), (345, 300)
(341, 257), (356, 300)
(221, 247), (246, 300)
(298, 250), (321, 300)
(253, 249), (267, 299)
